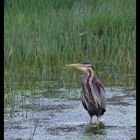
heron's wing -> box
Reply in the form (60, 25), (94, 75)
(94, 80), (105, 94)
(92, 75), (105, 94)
(92, 75), (106, 111)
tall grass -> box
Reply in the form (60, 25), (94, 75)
(4, 0), (136, 93)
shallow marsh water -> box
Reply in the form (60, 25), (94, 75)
(4, 87), (136, 140)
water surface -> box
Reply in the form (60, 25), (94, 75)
(4, 88), (136, 140)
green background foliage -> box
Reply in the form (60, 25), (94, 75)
(4, 0), (136, 92)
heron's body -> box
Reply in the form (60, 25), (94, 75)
(81, 70), (106, 119)
(66, 62), (106, 124)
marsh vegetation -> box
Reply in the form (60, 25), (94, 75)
(4, 0), (135, 89)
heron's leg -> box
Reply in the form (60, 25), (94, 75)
(96, 117), (100, 125)
(90, 116), (93, 124)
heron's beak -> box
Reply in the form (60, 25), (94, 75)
(66, 63), (82, 68)
(66, 63), (87, 71)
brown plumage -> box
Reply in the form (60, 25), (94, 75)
(66, 62), (106, 124)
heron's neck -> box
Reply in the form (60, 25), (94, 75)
(87, 68), (94, 83)
(82, 68), (95, 97)
(82, 68), (94, 84)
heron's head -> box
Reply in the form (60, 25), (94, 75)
(66, 62), (94, 72)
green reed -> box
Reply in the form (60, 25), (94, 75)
(4, 0), (136, 94)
